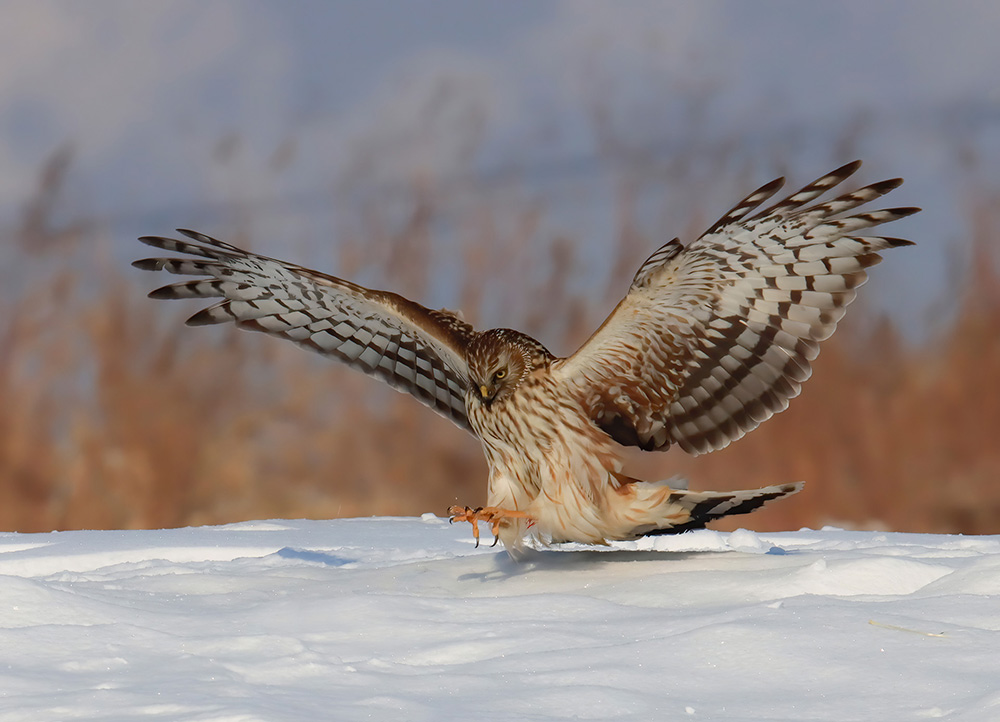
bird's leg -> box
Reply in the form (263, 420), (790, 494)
(448, 505), (534, 548)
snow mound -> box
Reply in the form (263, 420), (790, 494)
(1, 517), (998, 721)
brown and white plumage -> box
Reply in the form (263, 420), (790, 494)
(135, 231), (475, 430)
(135, 161), (917, 551)
(560, 160), (916, 455)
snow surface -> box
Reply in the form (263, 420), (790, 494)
(1, 516), (998, 721)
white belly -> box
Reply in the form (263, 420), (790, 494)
(468, 379), (625, 546)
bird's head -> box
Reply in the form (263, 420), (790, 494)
(466, 329), (549, 406)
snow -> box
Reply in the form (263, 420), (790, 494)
(1, 516), (998, 721)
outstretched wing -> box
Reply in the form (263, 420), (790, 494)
(134, 230), (477, 431)
(558, 161), (918, 455)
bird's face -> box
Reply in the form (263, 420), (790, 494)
(467, 331), (530, 406)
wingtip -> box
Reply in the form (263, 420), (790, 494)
(147, 286), (176, 300)
(132, 258), (163, 271)
(761, 176), (786, 193)
(890, 206), (922, 220)
(185, 308), (219, 326)
(840, 159), (863, 175)
(870, 177), (904, 193)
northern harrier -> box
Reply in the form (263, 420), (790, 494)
(135, 161), (917, 551)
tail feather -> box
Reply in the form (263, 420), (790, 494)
(643, 481), (804, 536)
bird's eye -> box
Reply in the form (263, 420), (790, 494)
(494, 369), (507, 380)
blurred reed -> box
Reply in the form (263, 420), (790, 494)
(1, 142), (996, 535)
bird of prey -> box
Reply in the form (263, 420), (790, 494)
(135, 161), (917, 551)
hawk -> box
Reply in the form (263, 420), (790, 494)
(135, 161), (917, 551)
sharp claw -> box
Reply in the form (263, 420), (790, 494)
(449, 505), (533, 548)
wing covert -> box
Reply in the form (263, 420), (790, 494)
(135, 230), (476, 432)
(558, 161), (918, 455)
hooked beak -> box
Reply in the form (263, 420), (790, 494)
(479, 384), (491, 399)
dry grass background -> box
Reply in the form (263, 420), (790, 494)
(1, 144), (998, 535)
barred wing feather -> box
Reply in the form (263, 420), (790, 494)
(134, 230), (476, 432)
(559, 161), (918, 455)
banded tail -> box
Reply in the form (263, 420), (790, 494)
(642, 481), (804, 537)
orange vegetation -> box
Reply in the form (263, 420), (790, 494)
(1, 154), (996, 535)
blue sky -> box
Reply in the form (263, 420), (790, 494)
(1, 1), (998, 339)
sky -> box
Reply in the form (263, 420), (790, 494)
(0, 0), (998, 337)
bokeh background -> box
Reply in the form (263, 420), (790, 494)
(1, 1), (998, 534)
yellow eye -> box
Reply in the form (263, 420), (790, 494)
(494, 369), (507, 380)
